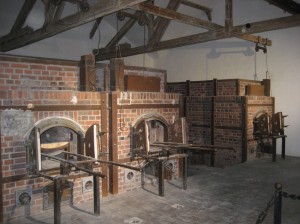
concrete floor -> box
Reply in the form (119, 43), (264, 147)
(4, 155), (300, 224)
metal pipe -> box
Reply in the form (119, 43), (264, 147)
(93, 175), (100, 216)
(274, 183), (282, 224)
(63, 151), (142, 171)
(54, 177), (61, 224)
(158, 160), (164, 197)
(182, 156), (187, 190)
(41, 153), (106, 178)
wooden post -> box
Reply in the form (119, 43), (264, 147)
(242, 97), (248, 163)
(211, 97), (215, 146)
(109, 93), (119, 194)
(79, 54), (96, 91)
(100, 93), (109, 197)
(262, 79), (271, 96)
(225, 0), (233, 33)
(110, 58), (124, 91)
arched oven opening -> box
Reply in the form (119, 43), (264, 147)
(253, 111), (272, 155)
(134, 119), (169, 156)
(253, 111), (287, 157)
(25, 118), (85, 176)
(40, 126), (79, 171)
(131, 116), (187, 184)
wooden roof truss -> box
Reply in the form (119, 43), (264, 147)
(0, 0), (300, 61)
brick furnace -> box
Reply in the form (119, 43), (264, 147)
(0, 54), (285, 223)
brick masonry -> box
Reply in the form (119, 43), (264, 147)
(0, 54), (275, 221)
(0, 55), (181, 221)
(167, 79), (274, 167)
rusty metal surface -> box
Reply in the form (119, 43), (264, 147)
(100, 93), (109, 197)
(254, 112), (270, 138)
(169, 118), (187, 143)
(124, 75), (161, 92)
(85, 124), (99, 159)
(132, 120), (148, 157)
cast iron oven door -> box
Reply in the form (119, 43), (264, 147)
(26, 123), (100, 175)
(131, 117), (187, 158)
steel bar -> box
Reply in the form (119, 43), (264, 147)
(282, 137), (286, 159)
(272, 138), (277, 162)
(158, 160), (164, 197)
(151, 142), (234, 150)
(182, 156), (187, 190)
(141, 168), (145, 188)
(63, 151), (142, 171)
(41, 153), (106, 178)
(274, 183), (282, 224)
(93, 175), (100, 216)
(37, 172), (55, 181)
(54, 177), (61, 224)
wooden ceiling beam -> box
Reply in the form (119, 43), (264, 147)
(148, 0), (181, 47)
(0, 0), (147, 52)
(95, 14), (300, 61)
(181, 0), (212, 21)
(10, 0), (37, 33)
(132, 2), (220, 30)
(89, 17), (103, 39)
(225, 0), (233, 33)
(42, 1), (66, 32)
(239, 34), (272, 46)
(265, 0), (300, 14)
(105, 13), (138, 48)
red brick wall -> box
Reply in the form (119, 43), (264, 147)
(116, 92), (181, 193)
(124, 66), (167, 93)
(216, 80), (238, 96)
(0, 55), (79, 91)
(184, 93), (274, 167)
(0, 90), (101, 219)
(189, 81), (214, 96)
(246, 96), (275, 160)
(186, 97), (212, 144)
(239, 80), (262, 96)
(167, 79), (265, 97)
(0, 55), (101, 220)
(166, 82), (187, 95)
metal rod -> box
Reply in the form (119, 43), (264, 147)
(151, 142), (234, 150)
(93, 175), (100, 216)
(63, 151), (142, 171)
(282, 137), (286, 159)
(141, 168), (145, 188)
(182, 156), (187, 190)
(272, 138), (277, 162)
(54, 177), (61, 224)
(41, 153), (106, 178)
(37, 172), (55, 181)
(158, 160), (164, 197)
(210, 151), (215, 167)
(274, 183), (282, 224)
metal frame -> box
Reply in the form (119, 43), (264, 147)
(38, 150), (142, 224)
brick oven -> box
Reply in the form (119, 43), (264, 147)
(0, 54), (183, 222)
(0, 54), (284, 222)
(167, 79), (278, 167)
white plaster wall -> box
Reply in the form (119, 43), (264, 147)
(0, 0), (155, 66)
(153, 1), (300, 157)
(1, 0), (299, 156)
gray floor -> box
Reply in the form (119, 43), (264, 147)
(4, 155), (300, 224)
